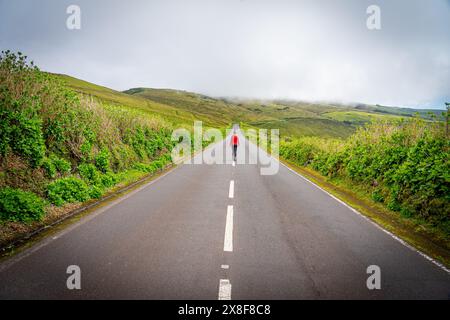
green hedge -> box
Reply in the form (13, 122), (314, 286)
(47, 177), (90, 206)
(280, 119), (450, 234)
(0, 51), (175, 222)
(0, 187), (46, 222)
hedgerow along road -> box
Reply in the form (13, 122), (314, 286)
(0, 129), (449, 300)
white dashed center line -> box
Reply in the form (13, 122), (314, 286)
(229, 180), (234, 199)
(224, 205), (234, 252)
(218, 148), (237, 300)
(218, 279), (232, 300)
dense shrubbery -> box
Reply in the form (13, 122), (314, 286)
(42, 154), (71, 178)
(78, 163), (103, 185)
(47, 177), (91, 206)
(0, 187), (46, 222)
(0, 51), (175, 221)
(281, 119), (450, 234)
(133, 154), (172, 173)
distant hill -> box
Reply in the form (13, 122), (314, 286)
(123, 87), (250, 127)
(53, 75), (230, 127)
(54, 74), (445, 139)
(355, 103), (444, 120)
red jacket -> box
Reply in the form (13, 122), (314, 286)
(231, 134), (239, 146)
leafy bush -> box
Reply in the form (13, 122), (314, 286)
(133, 156), (171, 174)
(52, 155), (71, 174)
(42, 154), (71, 178)
(42, 157), (57, 178)
(0, 108), (46, 167)
(89, 185), (103, 199)
(47, 177), (90, 206)
(95, 148), (110, 173)
(0, 187), (46, 222)
(133, 162), (157, 173)
(0, 51), (46, 167)
(281, 119), (449, 234)
(78, 163), (101, 184)
(78, 163), (117, 189)
(371, 190), (384, 203)
(100, 173), (117, 188)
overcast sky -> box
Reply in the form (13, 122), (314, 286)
(0, 0), (449, 108)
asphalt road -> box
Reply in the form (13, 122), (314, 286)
(0, 130), (449, 300)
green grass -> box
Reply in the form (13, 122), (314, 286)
(323, 110), (406, 124)
(249, 118), (355, 139)
(123, 87), (250, 127)
(356, 104), (445, 120)
(124, 90), (356, 138)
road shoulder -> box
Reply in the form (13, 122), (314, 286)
(280, 158), (450, 271)
(0, 164), (178, 262)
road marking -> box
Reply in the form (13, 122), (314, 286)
(218, 279), (232, 300)
(224, 205), (234, 252)
(279, 161), (450, 275)
(221, 264), (229, 269)
(229, 180), (234, 199)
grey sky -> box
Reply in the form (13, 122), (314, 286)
(0, 0), (449, 108)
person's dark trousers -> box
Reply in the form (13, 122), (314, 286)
(233, 145), (238, 160)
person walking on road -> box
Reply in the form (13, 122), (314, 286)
(231, 131), (240, 162)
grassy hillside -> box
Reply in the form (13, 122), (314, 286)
(239, 100), (444, 138)
(56, 77), (444, 141)
(122, 88), (444, 139)
(123, 91), (372, 139)
(356, 103), (445, 120)
(123, 87), (249, 127)
(54, 74), (227, 128)
(323, 110), (405, 125)
(249, 118), (354, 139)
(120, 87), (357, 138)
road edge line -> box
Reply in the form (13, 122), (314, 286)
(247, 136), (449, 274)
(0, 165), (181, 272)
(279, 160), (450, 275)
